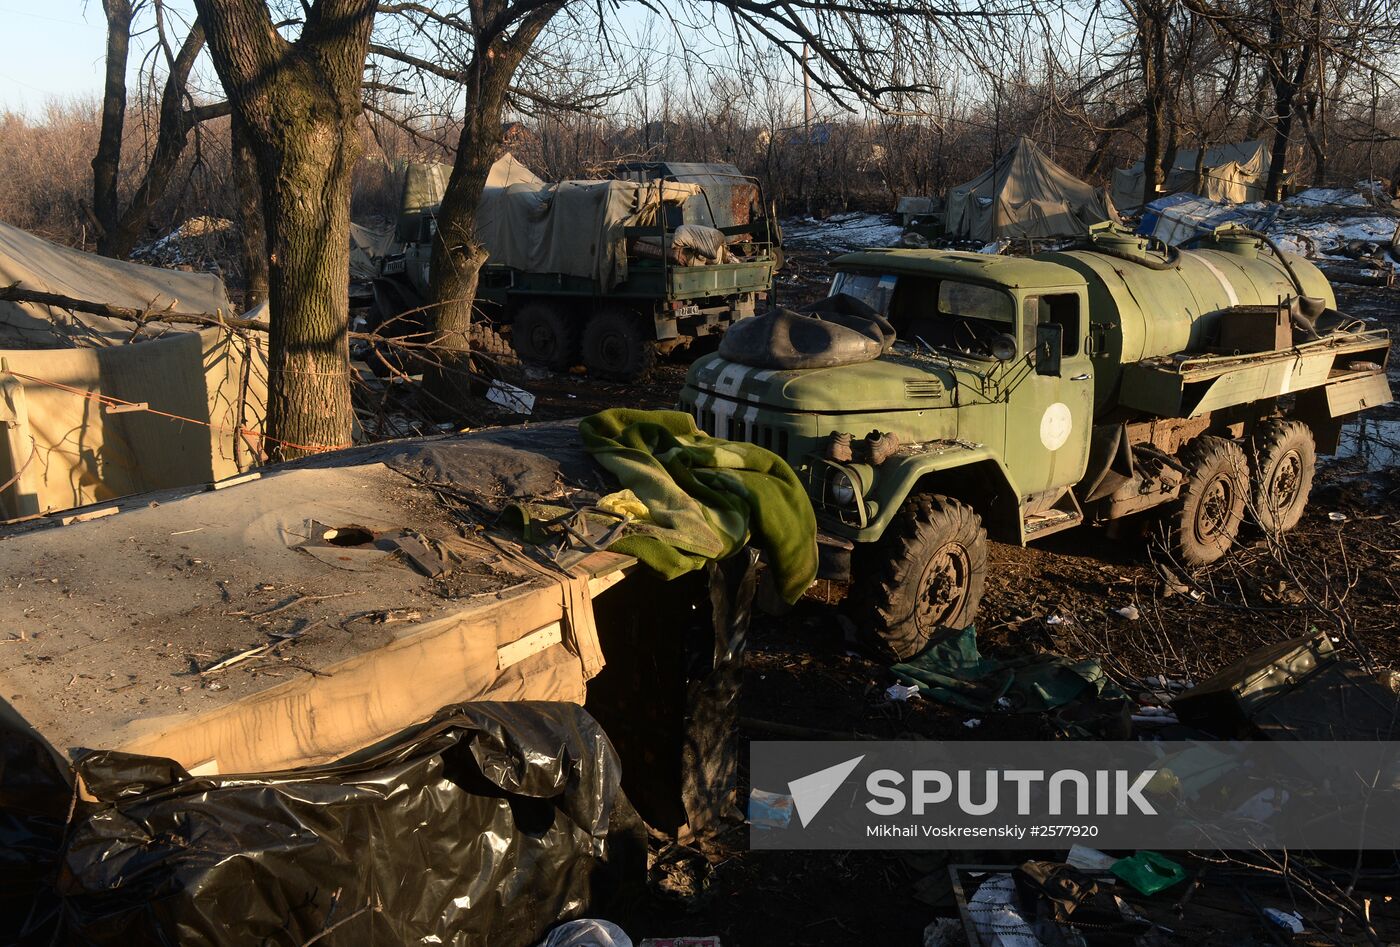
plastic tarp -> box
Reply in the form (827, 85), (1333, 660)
(945, 138), (1118, 242)
(1137, 193), (1278, 247)
(26, 701), (644, 946)
(0, 219), (231, 348)
(1112, 140), (1271, 215)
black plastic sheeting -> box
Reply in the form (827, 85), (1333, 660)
(14, 701), (644, 946)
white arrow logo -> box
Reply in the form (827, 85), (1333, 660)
(788, 755), (865, 827)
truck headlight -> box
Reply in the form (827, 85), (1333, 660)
(827, 469), (858, 507)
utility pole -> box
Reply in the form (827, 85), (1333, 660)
(802, 42), (813, 215)
(802, 42), (812, 139)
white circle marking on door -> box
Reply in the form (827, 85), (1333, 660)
(1039, 402), (1073, 451)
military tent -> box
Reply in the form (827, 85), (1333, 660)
(945, 137), (1118, 242)
(0, 220), (266, 517)
(1111, 140), (1273, 215)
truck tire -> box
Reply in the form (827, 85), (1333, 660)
(512, 301), (578, 371)
(1167, 436), (1248, 566)
(582, 307), (656, 381)
(853, 494), (987, 660)
(1249, 419), (1315, 533)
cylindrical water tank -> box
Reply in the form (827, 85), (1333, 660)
(1043, 230), (1335, 407)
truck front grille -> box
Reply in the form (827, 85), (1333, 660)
(689, 401), (789, 457)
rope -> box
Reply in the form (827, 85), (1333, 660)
(2, 369), (349, 455)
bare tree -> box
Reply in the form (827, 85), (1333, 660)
(90, 0), (231, 258)
(370, 0), (1027, 405)
(191, 0), (377, 457)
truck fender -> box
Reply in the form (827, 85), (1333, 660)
(867, 448), (1024, 545)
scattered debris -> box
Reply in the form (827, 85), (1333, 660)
(1110, 851), (1187, 896)
(486, 379), (536, 414)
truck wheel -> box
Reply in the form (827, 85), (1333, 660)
(583, 307), (656, 381)
(1167, 436), (1248, 566)
(512, 301), (578, 371)
(1249, 420), (1315, 533)
(854, 494), (987, 660)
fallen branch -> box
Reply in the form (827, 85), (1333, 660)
(0, 281), (270, 332)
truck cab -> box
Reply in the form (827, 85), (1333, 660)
(684, 251), (1096, 547)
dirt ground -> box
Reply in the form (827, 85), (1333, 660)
(465, 266), (1400, 945)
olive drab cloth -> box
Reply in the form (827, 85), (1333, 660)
(578, 409), (817, 603)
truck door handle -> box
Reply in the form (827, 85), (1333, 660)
(1070, 373), (1090, 381)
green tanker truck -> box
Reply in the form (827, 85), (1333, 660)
(680, 225), (1393, 658)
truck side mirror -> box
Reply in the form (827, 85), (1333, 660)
(1035, 323), (1063, 377)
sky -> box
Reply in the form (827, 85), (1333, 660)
(0, 2), (114, 111)
(0, 1), (822, 120)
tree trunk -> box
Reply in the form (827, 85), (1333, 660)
(193, 0), (375, 458)
(423, 115), (503, 407)
(93, 0), (134, 257)
(232, 114), (268, 309)
(423, 7), (560, 408)
(103, 22), (228, 259)
(261, 142), (358, 457)
(1264, 0), (1322, 199)
(1138, 5), (1166, 208)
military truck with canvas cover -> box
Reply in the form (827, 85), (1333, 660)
(371, 159), (778, 381)
(680, 225), (1393, 658)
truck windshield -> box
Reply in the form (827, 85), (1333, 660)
(829, 271), (897, 314)
(937, 281), (1013, 323)
(829, 271), (1016, 358)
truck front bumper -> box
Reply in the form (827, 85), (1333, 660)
(816, 530), (855, 582)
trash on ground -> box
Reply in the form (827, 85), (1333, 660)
(1066, 845), (1119, 872)
(1262, 908), (1306, 933)
(885, 682), (922, 701)
(540, 919), (634, 947)
(1114, 604), (1141, 620)
(486, 378), (536, 413)
(891, 625), (1124, 713)
(1172, 633), (1400, 740)
(1109, 851), (1187, 895)
(747, 788), (795, 829)
(920, 916), (963, 947)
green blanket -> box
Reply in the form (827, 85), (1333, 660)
(891, 625), (1124, 713)
(515, 409), (817, 603)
